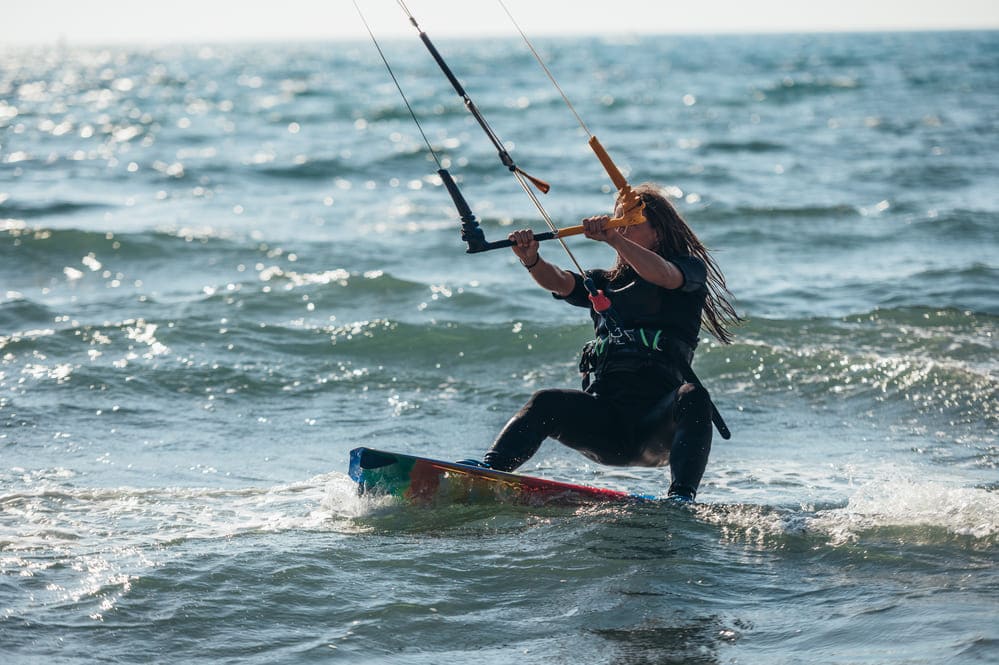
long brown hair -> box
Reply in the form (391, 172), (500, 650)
(609, 183), (742, 344)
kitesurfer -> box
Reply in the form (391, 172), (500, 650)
(461, 184), (740, 501)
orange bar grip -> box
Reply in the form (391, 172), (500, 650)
(554, 203), (646, 239)
(588, 135), (628, 190)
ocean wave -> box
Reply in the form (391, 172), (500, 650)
(190, 269), (505, 321)
(885, 265), (999, 316)
(702, 140), (787, 154)
(908, 209), (999, 237)
(0, 470), (353, 543)
(0, 199), (107, 219)
(696, 203), (860, 223)
(4, 302), (993, 443)
(365, 101), (468, 124)
(251, 157), (347, 180)
(754, 75), (862, 104)
(0, 223), (246, 277)
(699, 472), (999, 548)
(4, 301), (994, 372)
(736, 306), (994, 371)
(697, 307), (998, 445)
(0, 295), (54, 330)
(0, 470), (354, 623)
(887, 161), (975, 189)
(0, 222), (397, 274)
(0, 313), (585, 407)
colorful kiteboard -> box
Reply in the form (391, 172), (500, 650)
(349, 447), (652, 507)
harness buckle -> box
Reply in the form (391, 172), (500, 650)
(608, 327), (635, 345)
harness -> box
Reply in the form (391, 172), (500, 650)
(580, 328), (683, 379)
(579, 327), (732, 440)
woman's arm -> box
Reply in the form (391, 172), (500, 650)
(582, 216), (684, 290)
(605, 233), (683, 289)
(508, 229), (576, 296)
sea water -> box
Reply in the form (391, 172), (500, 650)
(1, 30), (997, 664)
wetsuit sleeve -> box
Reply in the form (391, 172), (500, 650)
(551, 271), (592, 308)
(670, 256), (707, 293)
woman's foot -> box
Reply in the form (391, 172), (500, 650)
(455, 458), (492, 469)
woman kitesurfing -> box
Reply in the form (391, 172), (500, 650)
(357, 0), (741, 501)
(458, 185), (740, 501)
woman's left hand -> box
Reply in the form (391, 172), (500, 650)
(581, 215), (614, 243)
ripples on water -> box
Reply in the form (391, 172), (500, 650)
(1, 30), (998, 664)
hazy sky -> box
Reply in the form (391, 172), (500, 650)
(6, 0), (999, 45)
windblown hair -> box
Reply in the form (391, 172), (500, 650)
(609, 183), (743, 344)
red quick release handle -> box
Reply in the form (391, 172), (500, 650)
(588, 289), (612, 312)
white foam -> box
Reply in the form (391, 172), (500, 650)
(0, 472), (386, 619)
(811, 474), (999, 543)
(698, 470), (999, 546)
(0, 472), (376, 556)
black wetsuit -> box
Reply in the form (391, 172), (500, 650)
(483, 257), (715, 500)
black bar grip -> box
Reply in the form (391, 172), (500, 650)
(438, 169), (474, 221)
(464, 231), (557, 254)
(420, 33), (466, 97)
(438, 170), (562, 254)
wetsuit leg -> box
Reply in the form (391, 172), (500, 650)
(483, 389), (624, 471)
(665, 385), (713, 500)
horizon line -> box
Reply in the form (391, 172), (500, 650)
(4, 25), (997, 49)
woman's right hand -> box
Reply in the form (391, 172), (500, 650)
(508, 229), (539, 266)
(581, 215), (614, 243)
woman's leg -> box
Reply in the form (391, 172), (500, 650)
(631, 383), (713, 499)
(665, 384), (713, 500)
(483, 388), (626, 471)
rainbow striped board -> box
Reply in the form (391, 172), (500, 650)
(349, 447), (651, 506)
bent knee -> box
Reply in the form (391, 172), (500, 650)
(525, 388), (571, 412)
